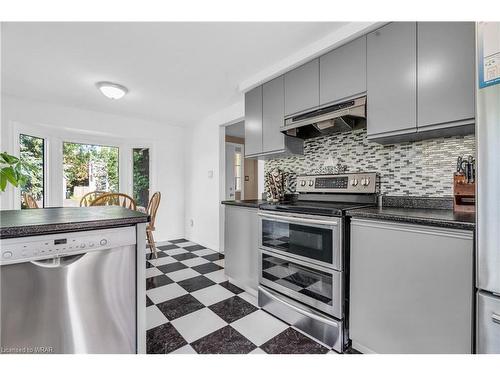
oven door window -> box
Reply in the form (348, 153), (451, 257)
(261, 253), (340, 317)
(261, 218), (334, 265)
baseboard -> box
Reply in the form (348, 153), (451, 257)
(352, 341), (376, 354)
(227, 276), (257, 297)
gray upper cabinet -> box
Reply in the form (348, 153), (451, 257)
(262, 76), (285, 153)
(244, 86), (263, 156)
(244, 79), (303, 159)
(417, 22), (475, 130)
(284, 59), (319, 116)
(367, 22), (417, 139)
(320, 36), (367, 105)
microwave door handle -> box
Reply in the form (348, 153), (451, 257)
(258, 213), (338, 227)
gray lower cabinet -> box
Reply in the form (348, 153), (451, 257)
(367, 22), (417, 140)
(349, 219), (474, 354)
(284, 59), (319, 116)
(320, 36), (367, 106)
(244, 86), (263, 156)
(224, 205), (258, 293)
(417, 22), (475, 131)
(262, 76), (285, 153)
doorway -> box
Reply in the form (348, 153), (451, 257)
(224, 121), (258, 200)
(225, 142), (243, 200)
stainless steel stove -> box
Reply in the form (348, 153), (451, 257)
(257, 172), (378, 352)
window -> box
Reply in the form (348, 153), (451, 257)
(234, 150), (242, 192)
(62, 142), (119, 207)
(132, 148), (150, 208)
(19, 134), (45, 208)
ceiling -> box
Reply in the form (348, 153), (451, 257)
(1, 22), (346, 127)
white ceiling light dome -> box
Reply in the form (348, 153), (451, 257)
(96, 81), (128, 100)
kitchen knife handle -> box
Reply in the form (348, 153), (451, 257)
(457, 156), (463, 173)
(471, 160), (476, 183)
(492, 313), (500, 325)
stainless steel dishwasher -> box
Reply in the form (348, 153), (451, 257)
(1, 226), (137, 354)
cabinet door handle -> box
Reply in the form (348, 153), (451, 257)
(492, 313), (500, 325)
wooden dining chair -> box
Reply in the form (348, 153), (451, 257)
(23, 193), (39, 209)
(89, 192), (137, 210)
(79, 190), (107, 207)
(146, 192), (161, 258)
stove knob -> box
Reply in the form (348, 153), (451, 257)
(300, 180), (306, 187)
(350, 178), (359, 187)
(308, 180), (314, 187)
(100, 239), (108, 246)
(362, 178), (370, 186)
(3, 251), (13, 259)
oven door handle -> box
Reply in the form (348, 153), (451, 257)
(260, 248), (336, 274)
(258, 212), (338, 227)
(259, 286), (339, 326)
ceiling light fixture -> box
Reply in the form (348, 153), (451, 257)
(96, 81), (128, 100)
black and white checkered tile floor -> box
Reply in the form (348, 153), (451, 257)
(145, 239), (336, 354)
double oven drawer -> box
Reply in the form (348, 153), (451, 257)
(258, 211), (343, 319)
(258, 212), (342, 271)
(260, 249), (343, 318)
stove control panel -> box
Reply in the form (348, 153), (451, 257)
(0, 227), (136, 266)
(296, 172), (378, 194)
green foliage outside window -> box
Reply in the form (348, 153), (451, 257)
(63, 142), (119, 199)
(133, 148), (150, 207)
(19, 134), (44, 207)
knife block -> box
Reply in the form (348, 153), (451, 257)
(453, 175), (476, 213)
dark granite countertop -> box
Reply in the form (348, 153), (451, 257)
(221, 200), (266, 208)
(347, 206), (475, 230)
(0, 206), (149, 239)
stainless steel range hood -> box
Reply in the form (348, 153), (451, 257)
(281, 96), (366, 139)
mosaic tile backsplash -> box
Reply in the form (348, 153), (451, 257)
(264, 129), (475, 197)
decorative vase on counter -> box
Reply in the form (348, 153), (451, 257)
(265, 168), (288, 202)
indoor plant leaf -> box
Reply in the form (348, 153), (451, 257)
(0, 167), (19, 187)
(0, 152), (19, 165)
(0, 173), (7, 192)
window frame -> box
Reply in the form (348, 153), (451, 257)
(61, 140), (121, 206)
(19, 133), (47, 208)
(12, 124), (50, 210)
(11, 121), (155, 209)
(128, 143), (155, 209)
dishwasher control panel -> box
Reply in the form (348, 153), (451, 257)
(0, 227), (136, 265)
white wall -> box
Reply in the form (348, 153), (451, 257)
(0, 95), (185, 242)
(184, 100), (244, 251)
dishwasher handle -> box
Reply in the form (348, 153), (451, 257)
(31, 254), (86, 268)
